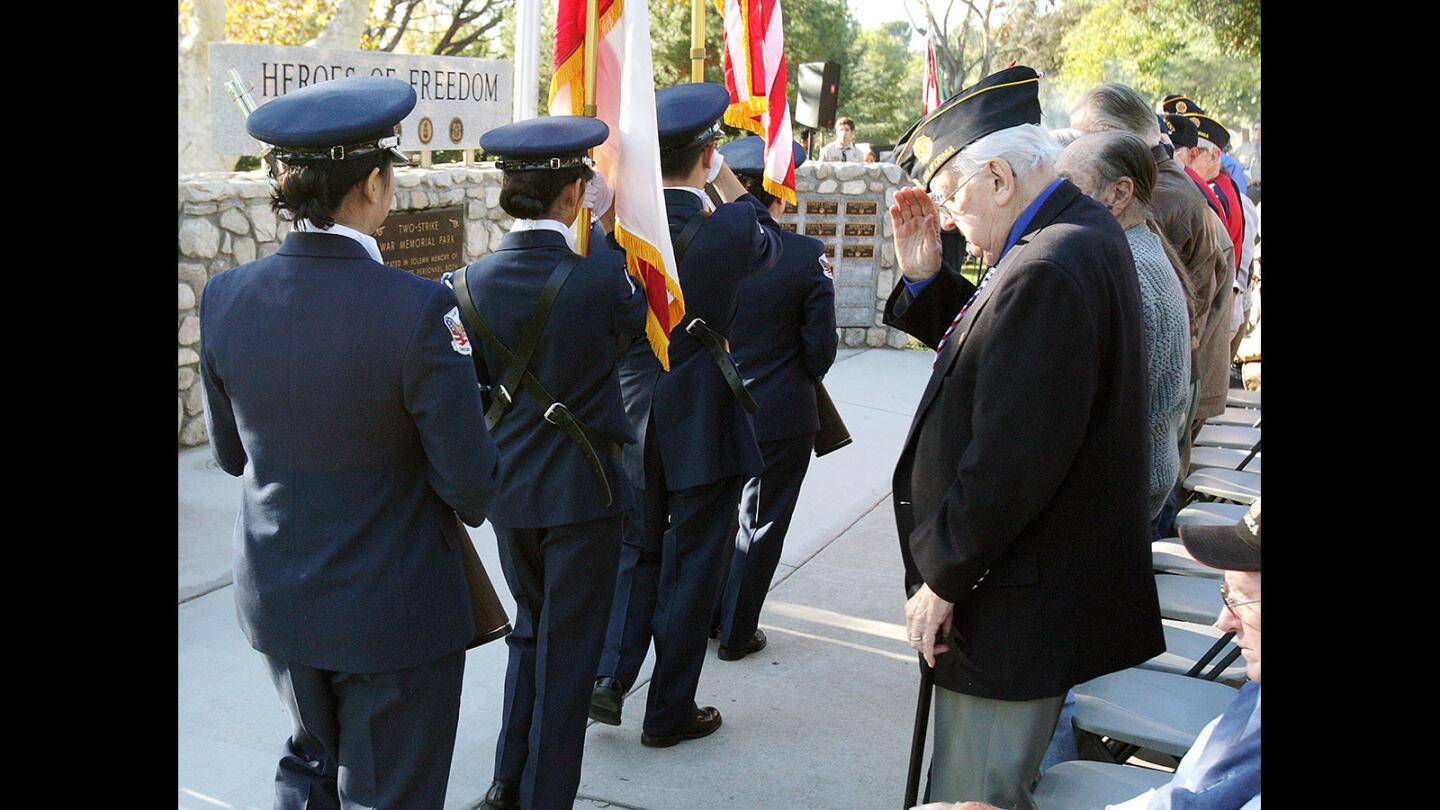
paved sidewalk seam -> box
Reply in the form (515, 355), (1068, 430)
(572, 794), (658, 810)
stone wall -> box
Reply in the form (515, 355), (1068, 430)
(177, 160), (912, 447)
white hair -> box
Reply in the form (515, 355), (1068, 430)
(1194, 138), (1221, 153)
(1050, 127), (1084, 148)
(949, 124), (1063, 182)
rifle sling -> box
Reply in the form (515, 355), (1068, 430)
(452, 259), (617, 508)
(670, 208), (759, 415)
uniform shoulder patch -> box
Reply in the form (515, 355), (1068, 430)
(443, 306), (472, 356)
(818, 253), (835, 280)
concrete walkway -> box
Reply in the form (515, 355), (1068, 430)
(179, 347), (936, 810)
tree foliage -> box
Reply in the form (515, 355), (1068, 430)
(1058, 0), (1259, 128)
(224, 0), (337, 45)
(363, 0), (511, 56)
(839, 21), (924, 144)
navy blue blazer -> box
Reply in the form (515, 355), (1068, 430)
(457, 228), (647, 528)
(731, 229), (838, 442)
(199, 231), (500, 674)
(617, 190), (783, 490)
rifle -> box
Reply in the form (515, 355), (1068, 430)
(222, 68), (278, 175)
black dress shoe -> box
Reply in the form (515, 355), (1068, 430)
(717, 629), (767, 661)
(641, 706), (723, 748)
(479, 779), (519, 809)
(589, 676), (625, 726)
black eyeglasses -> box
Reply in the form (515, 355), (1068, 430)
(1219, 582), (1260, 621)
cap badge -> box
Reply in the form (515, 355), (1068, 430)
(1176, 101), (1189, 113)
(913, 135), (934, 164)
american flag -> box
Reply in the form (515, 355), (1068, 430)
(924, 36), (942, 115)
(717, 0), (797, 204)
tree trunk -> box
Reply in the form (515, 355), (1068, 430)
(178, 0), (233, 175)
(309, 0), (371, 50)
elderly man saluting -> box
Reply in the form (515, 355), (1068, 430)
(884, 66), (1165, 809)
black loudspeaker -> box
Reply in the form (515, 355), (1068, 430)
(796, 61), (841, 130)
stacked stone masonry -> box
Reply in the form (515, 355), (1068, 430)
(177, 161), (913, 447)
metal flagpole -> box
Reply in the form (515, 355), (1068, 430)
(691, 0), (706, 82)
(575, 0), (600, 256)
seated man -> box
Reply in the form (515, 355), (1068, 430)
(915, 498), (1261, 810)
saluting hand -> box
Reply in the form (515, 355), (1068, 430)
(890, 187), (943, 283)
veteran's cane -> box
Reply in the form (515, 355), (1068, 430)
(904, 656), (935, 809)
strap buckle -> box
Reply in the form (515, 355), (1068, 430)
(543, 402), (571, 426)
(329, 145), (345, 160)
(493, 385), (513, 410)
(684, 317), (707, 337)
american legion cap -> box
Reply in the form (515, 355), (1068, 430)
(655, 83), (732, 153)
(1163, 113), (1200, 149)
(892, 65), (1043, 190)
(479, 116), (610, 171)
(718, 135), (808, 175)
(246, 75), (416, 165)
(1160, 93), (1231, 150)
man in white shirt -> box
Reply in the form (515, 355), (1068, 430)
(819, 117), (862, 162)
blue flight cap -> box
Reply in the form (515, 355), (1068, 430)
(655, 83), (731, 153)
(246, 75), (416, 165)
(718, 135), (807, 175)
(479, 116), (610, 171)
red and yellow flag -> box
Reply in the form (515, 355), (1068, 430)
(717, 0), (796, 204)
(551, 0), (686, 370)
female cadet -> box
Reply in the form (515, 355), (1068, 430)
(712, 136), (838, 660)
(452, 116), (648, 810)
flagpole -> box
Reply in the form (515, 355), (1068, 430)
(690, 0), (706, 82)
(576, 0), (600, 255)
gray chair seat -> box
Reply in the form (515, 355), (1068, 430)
(1152, 541), (1223, 579)
(1194, 425), (1260, 450)
(1227, 389), (1262, 409)
(1174, 501), (1248, 527)
(1155, 574), (1225, 624)
(1072, 668), (1238, 758)
(1209, 406), (1263, 427)
(1188, 446), (1261, 474)
(1139, 619), (1246, 681)
(1035, 761), (1174, 809)
(1183, 468), (1261, 504)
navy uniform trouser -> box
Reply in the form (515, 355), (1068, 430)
(261, 648), (465, 810)
(714, 434), (814, 649)
(597, 415), (743, 737)
(493, 513), (623, 810)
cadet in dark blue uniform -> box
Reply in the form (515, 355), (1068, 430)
(451, 117), (647, 810)
(712, 136), (838, 660)
(198, 76), (500, 810)
(590, 83), (784, 747)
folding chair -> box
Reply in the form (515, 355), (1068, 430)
(1152, 540), (1224, 580)
(1070, 667), (1238, 765)
(1193, 424), (1261, 450)
(1188, 446), (1261, 474)
(1227, 389), (1261, 409)
(1174, 501), (1249, 527)
(1033, 760), (1173, 809)
(1140, 619), (1246, 682)
(1182, 468), (1261, 504)
(1208, 406), (1263, 427)
(1154, 574), (1225, 625)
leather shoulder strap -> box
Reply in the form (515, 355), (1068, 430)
(671, 209), (709, 264)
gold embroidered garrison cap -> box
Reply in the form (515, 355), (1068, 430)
(1160, 94), (1231, 149)
(893, 65), (1043, 190)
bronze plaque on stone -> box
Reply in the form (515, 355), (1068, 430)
(846, 201), (878, 216)
(784, 202), (798, 214)
(805, 222), (837, 237)
(779, 222), (798, 233)
(844, 223), (876, 237)
(374, 207), (465, 281)
(806, 201), (838, 216)
(842, 245), (874, 259)
(823, 243), (835, 257)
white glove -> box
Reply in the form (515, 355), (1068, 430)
(583, 171), (614, 216)
(706, 151), (725, 184)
